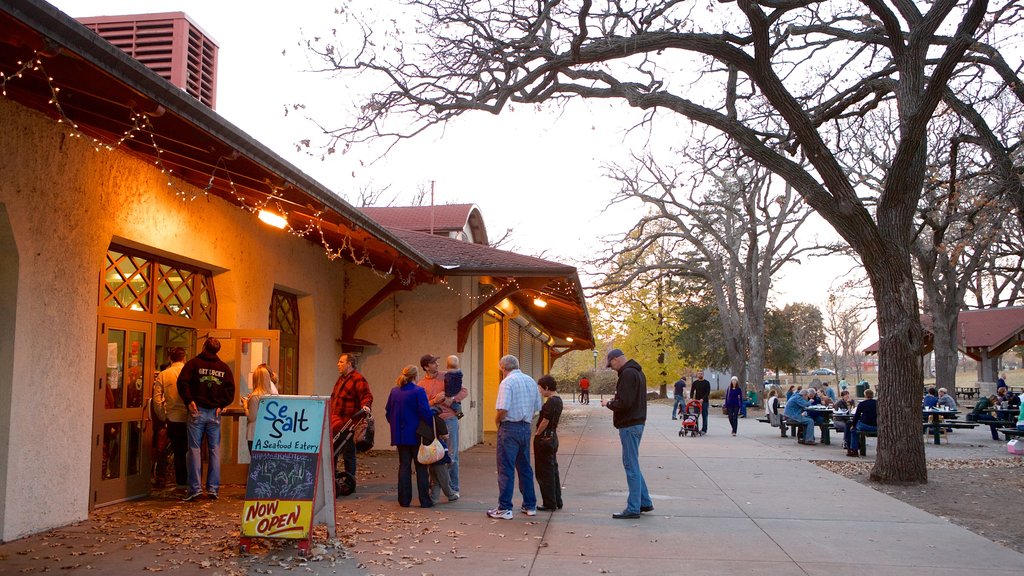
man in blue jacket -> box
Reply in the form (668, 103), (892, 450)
(603, 349), (654, 519)
(784, 388), (817, 445)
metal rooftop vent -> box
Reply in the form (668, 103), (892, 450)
(77, 12), (218, 109)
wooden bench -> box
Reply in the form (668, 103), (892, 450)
(996, 428), (1024, 440)
(857, 430), (878, 456)
(784, 418), (834, 444)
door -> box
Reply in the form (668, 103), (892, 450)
(203, 329), (279, 481)
(92, 318), (153, 507)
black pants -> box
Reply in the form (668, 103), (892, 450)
(396, 445), (432, 508)
(533, 434), (562, 509)
(166, 421), (188, 487)
(727, 407), (740, 433)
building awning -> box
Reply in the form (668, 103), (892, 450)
(1, 0), (594, 351)
(863, 307), (1024, 361)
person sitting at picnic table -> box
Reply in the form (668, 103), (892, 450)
(784, 388), (817, 445)
(786, 385), (796, 400)
(821, 381), (837, 403)
(971, 395), (1003, 441)
(1017, 404), (1024, 431)
(765, 389), (787, 438)
(936, 388), (957, 410)
(806, 388), (830, 425)
(1010, 392), (1022, 409)
(922, 387), (939, 409)
(996, 386), (1012, 406)
(847, 389), (878, 457)
(833, 389), (855, 449)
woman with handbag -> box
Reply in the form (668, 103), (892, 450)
(533, 375), (563, 511)
(385, 365), (434, 508)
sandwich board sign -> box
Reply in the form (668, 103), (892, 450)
(239, 395), (335, 556)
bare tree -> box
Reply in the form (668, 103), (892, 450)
(591, 155), (820, 397)
(822, 293), (873, 380)
(307, 0), (1024, 483)
(965, 216), (1024, 307)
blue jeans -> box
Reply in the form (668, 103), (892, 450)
(788, 413), (815, 441)
(672, 395), (685, 418)
(186, 407), (221, 495)
(975, 413), (1001, 440)
(444, 415), (460, 492)
(496, 421), (535, 511)
(848, 421), (877, 451)
(618, 424), (652, 514)
(699, 399), (709, 433)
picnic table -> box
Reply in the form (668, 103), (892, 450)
(956, 387), (979, 400)
(922, 407), (957, 444)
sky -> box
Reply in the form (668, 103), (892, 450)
(48, 0), (857, 316)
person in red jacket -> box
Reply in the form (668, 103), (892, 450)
(330, 353), (373, 487)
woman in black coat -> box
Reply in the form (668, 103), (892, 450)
(533, 375), (563, 511)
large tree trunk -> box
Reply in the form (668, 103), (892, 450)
(869, 265), (928, 484)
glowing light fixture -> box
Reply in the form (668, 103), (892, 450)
(566, 336), (574, 343)
(258, 209), (287, 229)
(533, 297), (548, 308)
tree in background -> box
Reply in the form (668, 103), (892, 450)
(593, 156), (820, 392)
(674, 285), (730, 373)
(307, 0), (1024, 483)
(590, 245), (688, 397)
(822, 293), (873, 382)
(768, 303), (825, 377)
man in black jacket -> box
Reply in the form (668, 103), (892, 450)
(177, 338), (235, 501)
(602, 349), (653, 520)
(690, 371), (711, 434)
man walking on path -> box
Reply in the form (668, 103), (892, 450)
(487, 355), (543, 520)
(177, 338), (234, 501)
(602, 348), (653, 519)
(671, 375), (687, 419)
(690, 371), (711, 434)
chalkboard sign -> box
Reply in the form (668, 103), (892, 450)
(245, 452), (318, 500)
(240, 396), (335, 550)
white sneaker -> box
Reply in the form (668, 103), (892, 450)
(520, 507), (537, 516)
(487, 508), (513, 520)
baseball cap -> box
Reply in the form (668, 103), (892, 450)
(605, 348), (624, 367)
(420, 354), (439, 368)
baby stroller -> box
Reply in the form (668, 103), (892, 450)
(332, 407), (371, 497)
(679, 399), (703, 437)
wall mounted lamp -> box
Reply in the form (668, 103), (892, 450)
(258, 209), (287, 229)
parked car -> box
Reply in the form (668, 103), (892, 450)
(810, 368), (836, 375)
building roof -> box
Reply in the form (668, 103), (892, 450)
(0, 0), (593, 349)
(389, 228), (593, 347)
(863, 307), (1024, 360)
(360, 204), (489, 245)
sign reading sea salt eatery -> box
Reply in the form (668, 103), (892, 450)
(240, 396), (335, 556)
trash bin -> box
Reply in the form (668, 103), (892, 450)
(856, 382), (867, 397)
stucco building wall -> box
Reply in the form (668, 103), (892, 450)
(342, 269), (483, 451)
(0, 98), (351, 539)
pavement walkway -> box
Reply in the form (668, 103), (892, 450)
(1, 400), (1022, 575)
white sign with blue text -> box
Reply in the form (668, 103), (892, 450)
(252, 396), (325, 453)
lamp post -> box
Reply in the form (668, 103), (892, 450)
(593, 349), (598, 372)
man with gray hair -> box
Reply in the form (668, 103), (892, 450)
(783, 387), (817, 445)
(487, 355), (543, 520)
(602, 348), (654, 519)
